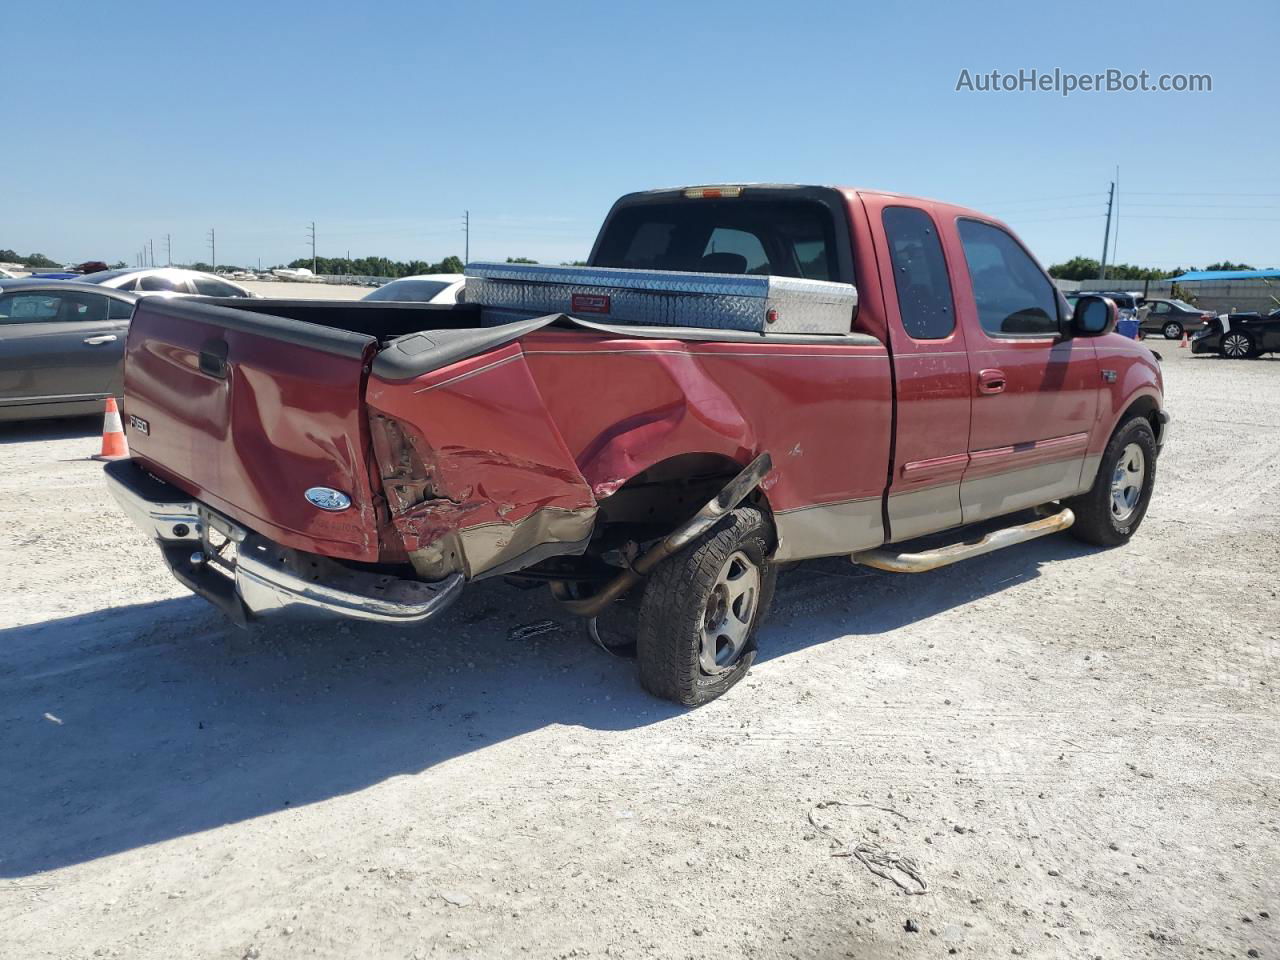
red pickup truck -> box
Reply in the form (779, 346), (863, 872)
(106, 185), (1168, 705)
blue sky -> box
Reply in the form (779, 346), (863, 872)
(4, 0), (1276, 270)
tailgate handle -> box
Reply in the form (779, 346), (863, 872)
(199, 339), (229, 379)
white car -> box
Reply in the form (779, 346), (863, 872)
(361, 273), (464, 304)
(76, 268), (257, 298)
(0, 267), (19, 280)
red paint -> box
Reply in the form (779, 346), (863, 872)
(123, 305), (384, 562)
(121, 185), (1166, 572)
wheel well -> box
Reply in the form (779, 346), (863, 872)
(595, 452), (776, 544)
(1118, 395), (1161, 443)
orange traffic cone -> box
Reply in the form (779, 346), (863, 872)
(93, 397), (129, 461)
(1179, 332), (1189, 348)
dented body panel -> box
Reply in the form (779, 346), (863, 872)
(367, 330), (893, 572)
(112, 184), (1167, 626)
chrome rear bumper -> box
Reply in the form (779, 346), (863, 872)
(104, 459), (463, 626)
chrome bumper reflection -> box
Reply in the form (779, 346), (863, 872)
(234, 535), (464, 623)
(104, 459), (463, 625)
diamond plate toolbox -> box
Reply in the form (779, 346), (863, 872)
(464, 262), (857, 335)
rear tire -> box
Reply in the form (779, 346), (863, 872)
(1162, 321), (1183, 340)
(1066, 417), (1157, 547)
(1221, 331), (1253, 359)
(636, 507), (776, 706)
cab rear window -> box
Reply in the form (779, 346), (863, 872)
(593, 199), (839, 281)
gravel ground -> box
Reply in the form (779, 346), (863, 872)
(1, 345), (1276, 960)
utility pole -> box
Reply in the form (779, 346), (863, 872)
(1099, 182), (1115, 281)
(306, 221), (317, 273)
(1112, 165), (1121, 272)
(166, 234), (172, 267)
(148, 238), (155, 268)
(208, 227), (216, 273)
(463, 210), (470, 264)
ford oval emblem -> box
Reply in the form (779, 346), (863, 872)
(304, 487), (352, 511)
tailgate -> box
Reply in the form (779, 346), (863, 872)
(123, 298), (384, 562)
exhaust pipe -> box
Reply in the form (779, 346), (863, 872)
(553, 453), (773, 618)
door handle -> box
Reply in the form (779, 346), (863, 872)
(83, 335), (118, 345)
(977, 368), (1006, 395)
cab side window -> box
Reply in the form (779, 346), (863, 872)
(138, 275), (181, 292)
(882, 206), (955, 340)
(958, 219), (1060, 337)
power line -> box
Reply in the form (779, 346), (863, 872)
(1001, 214), (1104, 224)
(969, 192), (1101, 207)
(1123, 215), (1280, 222)
(1125, 191), (1280, 198)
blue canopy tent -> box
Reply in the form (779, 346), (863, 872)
(1169, 269), (1280, 282)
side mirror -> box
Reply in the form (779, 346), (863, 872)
(1071, 295), (1117, 337)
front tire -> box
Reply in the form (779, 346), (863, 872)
(1221, 331), (1253, 359)
(636, 507), (776, 706)
(1162, 321), (1183, 340)
(1066, 417), (1157, 547)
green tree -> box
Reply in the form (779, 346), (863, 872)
(1047, 256), (1100, 280)
(1203, 261), (1256, 272)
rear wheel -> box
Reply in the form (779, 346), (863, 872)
(1221, 331), (1253, 359)
(1066, 417), (1157, 547)
(1162, 321), (1183, 340)
(636, 507), (776, 706)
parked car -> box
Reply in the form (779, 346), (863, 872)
(0, 280), (138, 422)
(0, 268), (20, 280)
(77, 268), (258, 298)
(361, 273), (464, 304)
(1191, 309), (1280, 359)
(104, 184), (1167, 705)
(1141, 298), (1215, 339)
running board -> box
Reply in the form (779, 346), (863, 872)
(851, 508), (1075, 573)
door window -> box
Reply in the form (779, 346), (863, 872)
(0, 292), (108, 323)
(191, 277), (245, 297)
(882, 206), (955, 340)
(108, 298), (134, 319)
(138, 274), (182, 292)
(957, 220), (1060, 337)
(1150, 301), (1170, 314)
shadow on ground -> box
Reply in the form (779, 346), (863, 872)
(0, 516), (1093, 877)
(0, 414), (100, 445)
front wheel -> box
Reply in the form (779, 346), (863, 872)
(1162, 321), (1183, 340)
(1221, 331), (1253, 359)
(1066, 417), (1157, 547)
(636, 507), (776, 706)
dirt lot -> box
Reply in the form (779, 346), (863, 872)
(2, 345), (1276, 960)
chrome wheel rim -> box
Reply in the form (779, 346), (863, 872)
(1110, 443), (1146, 524)
(1163, 323), (1180, 339)
(1223, 333), (1250, 358)
(700, 550), (760, 675)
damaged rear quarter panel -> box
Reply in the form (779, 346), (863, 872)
(365, 344), (598, 578)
